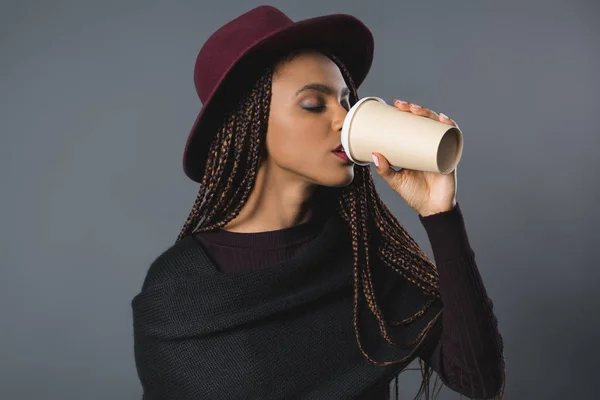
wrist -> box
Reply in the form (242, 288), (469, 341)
(418, 199), (457, 217)
(418, 202), (473, 262)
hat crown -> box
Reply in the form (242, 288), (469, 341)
(193, 6), (293, 102)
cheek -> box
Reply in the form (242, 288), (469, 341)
(265, 117), (355, 186)
(266, 115), (325, 164)
(266, 130), (302, 160)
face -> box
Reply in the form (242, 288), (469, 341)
(265, 50), (354, 188)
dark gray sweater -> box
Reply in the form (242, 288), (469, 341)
(132, 203), (504, 399)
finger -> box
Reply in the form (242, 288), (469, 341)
(393, 99), (412, 112)
(409, 103), (438, 120)
(438, 112), (458, 127)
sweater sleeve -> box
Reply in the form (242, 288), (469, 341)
(416, 203), (505, 399)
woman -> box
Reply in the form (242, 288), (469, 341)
(131, 6), (505, 400)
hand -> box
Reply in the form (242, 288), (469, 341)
(372, 99), (458, 217)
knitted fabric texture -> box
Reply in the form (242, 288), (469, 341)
(132, 204), (504, 399)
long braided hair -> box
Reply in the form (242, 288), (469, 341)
(176, 49), (504, 400)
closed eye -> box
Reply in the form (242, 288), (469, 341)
(303, 102), (349, 113)
(303, 105), (326, 113)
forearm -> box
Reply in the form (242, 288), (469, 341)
(419, 203), (505, 399)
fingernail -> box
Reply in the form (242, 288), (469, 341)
(440, 112), (449, 119)
(395, 99), (408, 105)
(372, 153), (380, 167)
(411, 103), (421, 109)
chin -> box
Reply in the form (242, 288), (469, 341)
(318, 170), (354, 188)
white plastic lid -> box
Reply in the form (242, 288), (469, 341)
(341, 96), (387, 165)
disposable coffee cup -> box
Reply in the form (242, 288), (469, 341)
(341, 97), (463, 174)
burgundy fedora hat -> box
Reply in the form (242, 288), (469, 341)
(182, 5), (374, 182)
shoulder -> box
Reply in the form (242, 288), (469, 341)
(139, 235), (206, 291)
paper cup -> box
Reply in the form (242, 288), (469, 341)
(341, 97), (463, 174)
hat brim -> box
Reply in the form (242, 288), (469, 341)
(183, 14), (374, 183)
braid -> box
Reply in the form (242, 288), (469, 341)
(176, 51), (505, 400)
(328, 53), (505, 399)
(176, 67), (272, 239)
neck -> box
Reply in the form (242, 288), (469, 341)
(222, 162), (318, 233)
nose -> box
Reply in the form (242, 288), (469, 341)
(332, 106), (347, 132)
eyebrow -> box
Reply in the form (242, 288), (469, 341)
(295, 83), (350, 97)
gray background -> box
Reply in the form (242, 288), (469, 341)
(1, 0), (598, 399)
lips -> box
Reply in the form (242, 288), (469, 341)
(332, 145), (351, 163)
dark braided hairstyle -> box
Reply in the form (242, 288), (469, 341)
(176, 49), (505, 400)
